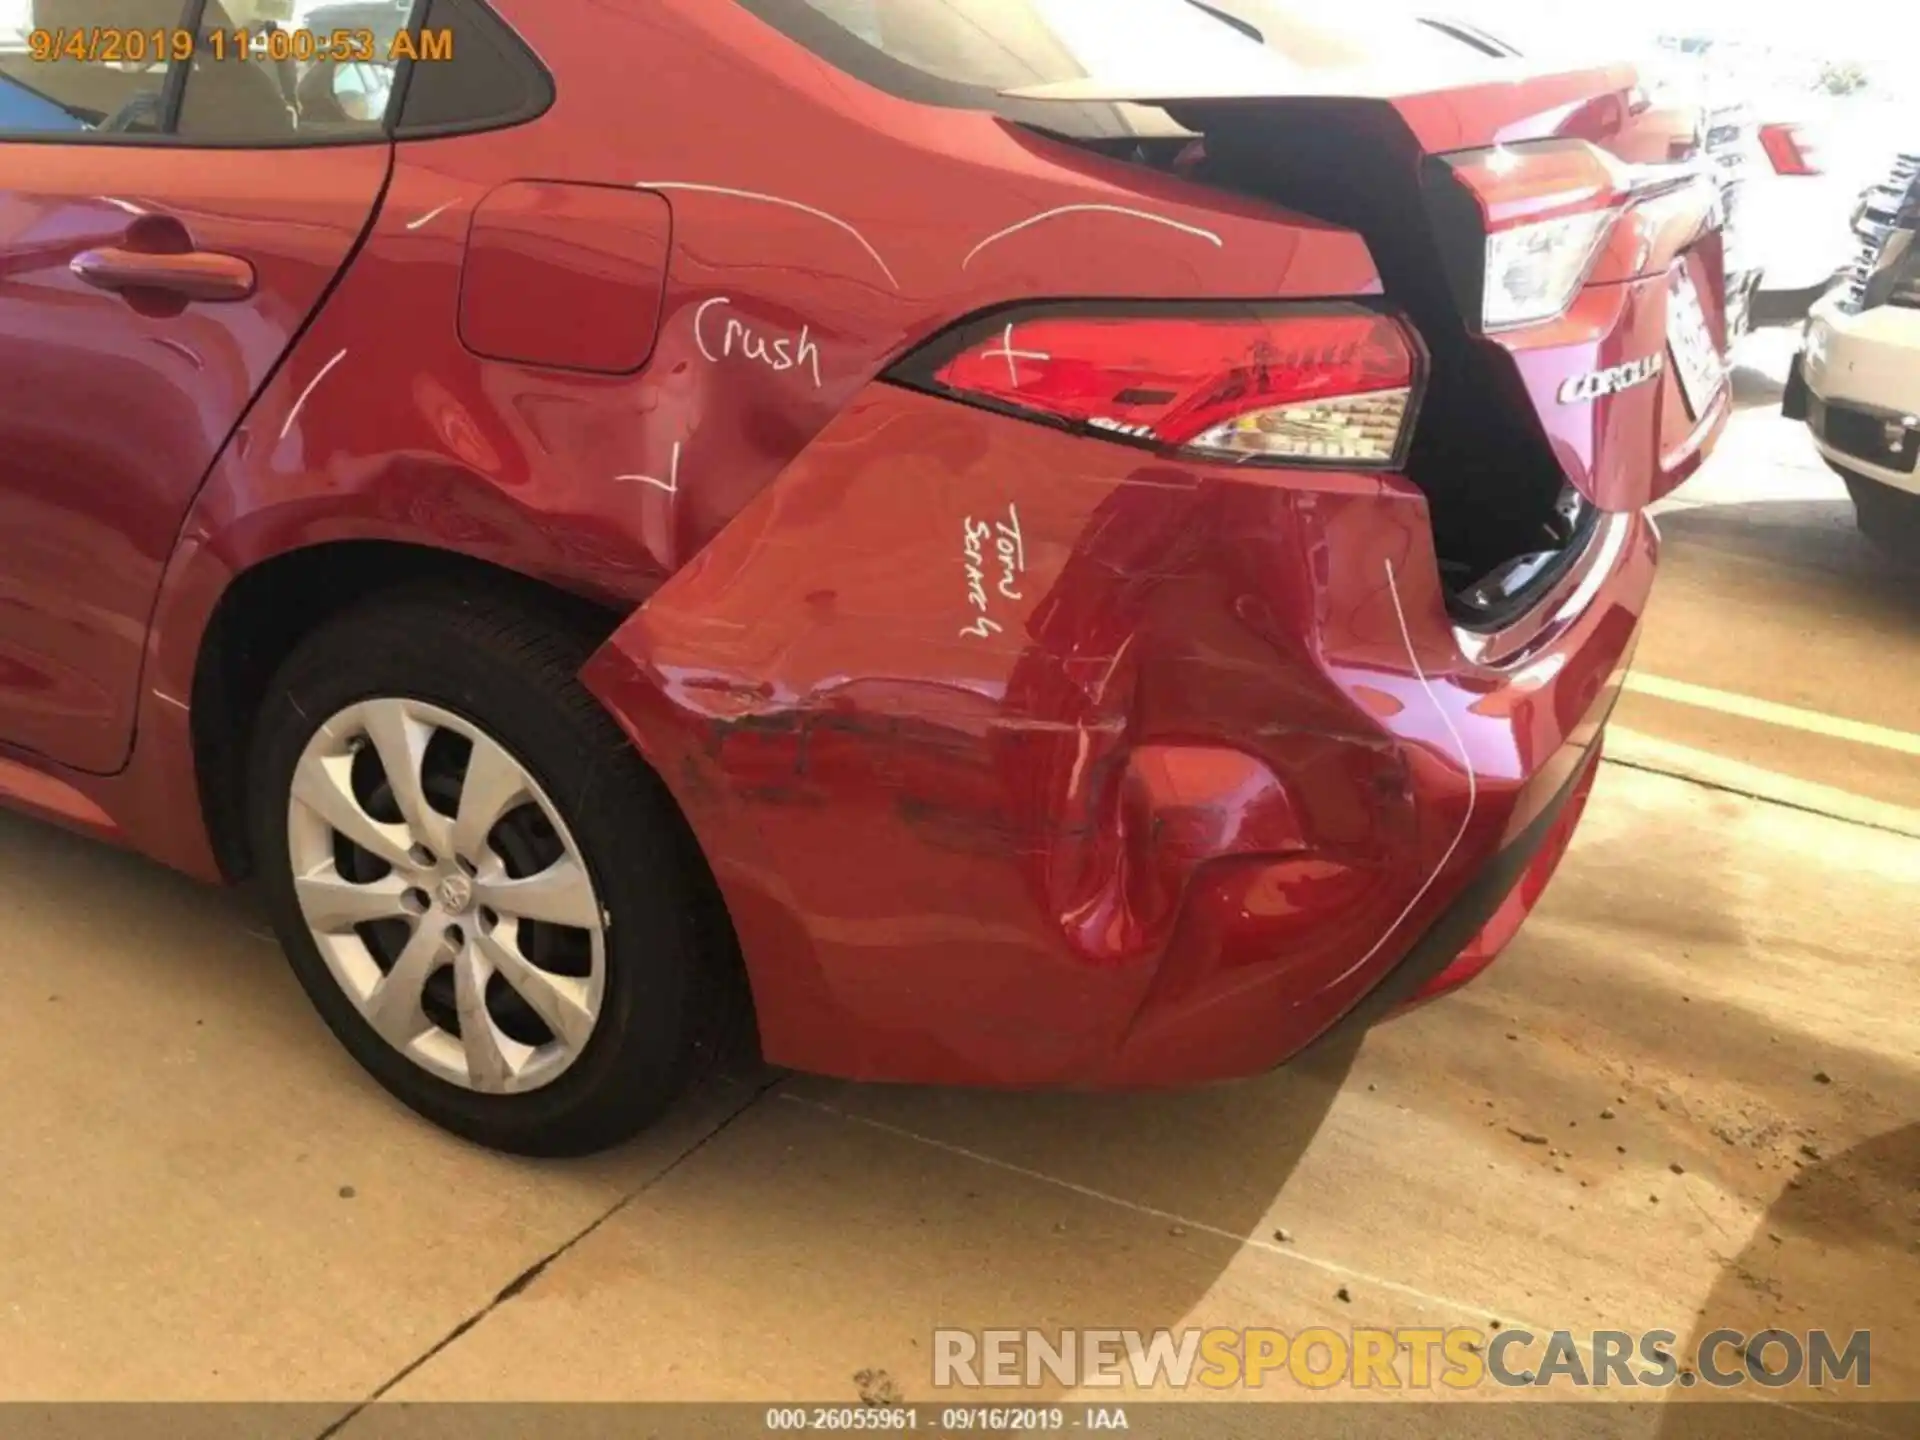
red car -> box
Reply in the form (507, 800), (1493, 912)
(0, 0), (1728, 1154)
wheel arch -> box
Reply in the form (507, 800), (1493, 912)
(189, 538), (627, 882)
(178, 533), (756, 1054)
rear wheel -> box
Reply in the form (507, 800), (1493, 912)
(249, 588), (711, 1156)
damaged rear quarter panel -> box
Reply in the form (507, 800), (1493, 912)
(581, 385), (1606, 1086)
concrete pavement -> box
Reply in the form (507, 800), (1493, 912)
(1, 334), (1916, 1423)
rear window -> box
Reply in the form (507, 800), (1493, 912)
(1208, 2), (1520, 68)
(731, 0), (1273, 105)
(733, 0), (1503, 109)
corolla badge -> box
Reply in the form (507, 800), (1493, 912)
(1557, 353), (1666, 404)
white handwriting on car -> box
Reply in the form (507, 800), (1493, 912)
(615, 441), (681, 494)
(959, 503), (1026, 640)
(981, 322), (1050, 387)
(633, 183), (899, 289)
(961, 204), (1224, 270)
(693, 296), (822, 388)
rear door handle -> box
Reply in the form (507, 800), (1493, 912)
(70, 246), (257, 303)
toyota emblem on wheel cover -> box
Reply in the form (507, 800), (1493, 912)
(437, 873), (475, 914)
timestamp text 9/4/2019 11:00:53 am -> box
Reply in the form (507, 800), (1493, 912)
(26, 25), (455, 66)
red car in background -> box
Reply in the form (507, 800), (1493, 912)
(0, 0), (1727, 1154)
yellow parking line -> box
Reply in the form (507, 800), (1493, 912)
(1624, 673), (1920, 758)
(1603, 728), (1920, 840)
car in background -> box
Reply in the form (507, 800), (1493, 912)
(0, 70), (88, 132)
(1638, 81), (1836, 336)
(298, 0), (412, 118)
(1633, 31), (1919, 334)
(0, 0), (1726, 1155)
(301, 0), (412, 40)
(1737, 113), (1857, 326)
(1688, 97), (1767, 340)
(1786, 148), (1920, 553)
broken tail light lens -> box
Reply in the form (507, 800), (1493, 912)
(1758, 122), (1821, 177)
(1442, 141), (1626, 332)
(890, 306), (1420, 467)
(1480, 212), (1617, 330)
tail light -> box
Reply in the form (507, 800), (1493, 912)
(1438, 141), (1626, 332)
(1758, 123), (1821, 177)
(887, 304), (1421, 467)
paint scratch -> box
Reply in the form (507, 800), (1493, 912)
(279, 349), (349, 441)
(406, 200), (460, 232)
(633, 182), (898, 289)
(962, 205), (1224, 270)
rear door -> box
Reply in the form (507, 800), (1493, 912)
(0, 0), (408, 772)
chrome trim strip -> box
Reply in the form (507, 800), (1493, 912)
(1453, 509), (1634, 669)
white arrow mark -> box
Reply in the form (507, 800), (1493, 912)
(616, 441), (681, 494)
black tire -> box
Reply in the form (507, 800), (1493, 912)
(248, 585), (714, 1156)
(1840, 470), (1920, 563)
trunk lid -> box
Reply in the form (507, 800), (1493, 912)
(1008, 58), (1641, 150)
(1009, 58), (1728, 608)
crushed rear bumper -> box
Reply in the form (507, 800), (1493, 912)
(1293, 707), (1606, 1065)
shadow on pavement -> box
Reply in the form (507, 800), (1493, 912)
(765, 1030), (1365, 1400)
(1726, 325), (1800, 412)
(805, 1015), (1363, 1230)
(1656, 496), (1920, 610)
(1653, 1123), (1920, 1433)
(1729, 359), (1786, 411)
